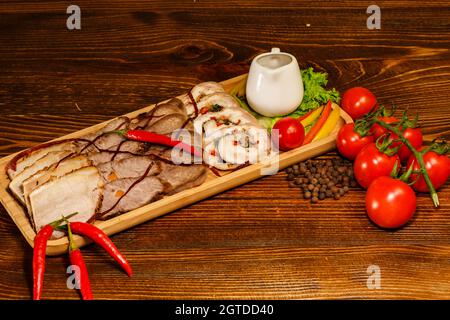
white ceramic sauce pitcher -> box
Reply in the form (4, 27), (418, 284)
(246, 48), (303, 117)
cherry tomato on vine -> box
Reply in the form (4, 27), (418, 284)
(407, 149), (450, 192)
(336, 123), (374, 160)
(370, 116), (398, 140)
(353, 143), (400, 189)
(397, 127), (423, 162)
(272, 117), (305, 151)
(366, 176), (416, 229)
(341, 87), (377, 120)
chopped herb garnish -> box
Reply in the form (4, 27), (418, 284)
(211, 104), (223, 112)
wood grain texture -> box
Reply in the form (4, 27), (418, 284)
(0, 0), (449, 299)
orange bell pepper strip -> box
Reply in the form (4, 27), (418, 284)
(300, 106), (324, 128)
(302, 100), (333, 145)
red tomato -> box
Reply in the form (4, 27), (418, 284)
(353, 143), (400, 189)
(366, 176), (416, 229)
(407, 150), (450, 192)
(272, 117), (305, 151)
(341, 87), (377, 120)
(397, 128), (423, 162)
(336, 123), (374, 160)
(370, 116), (398, 140)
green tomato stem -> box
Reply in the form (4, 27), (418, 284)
(373, 120), (439, 207)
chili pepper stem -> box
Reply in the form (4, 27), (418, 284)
(108, 129), (127, 136)
(66, 220), (77, 252)
(49, 212), (78, 229)
(373, 119), (439, 207)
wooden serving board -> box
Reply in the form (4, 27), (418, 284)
(0, 74), (353, 255)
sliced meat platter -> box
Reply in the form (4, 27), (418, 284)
(5, 81), (274, 236)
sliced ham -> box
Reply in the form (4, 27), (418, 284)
(81, 133), (125, 153)
(9, 150), (74, 204)
(97, 156), (161, 182)
(146, 113), (188, 135)
(99, 175), (164, 219)
(77, 116), (129, 153)
(6, 140), (77, 180)
(157, 163), (207, 194)
(29, 166), (103, 233)
(22, 155), (91, 220)
(85, 141), (148, 166)
(144, 146), (174, 162)
(81, 116), (129, 141)
(129, 98), (186, 130)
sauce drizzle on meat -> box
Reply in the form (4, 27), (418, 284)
(97, 162), (155, 218)
(188, 91), (199, 119)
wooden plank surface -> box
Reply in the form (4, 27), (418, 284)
(0, 0), (449, 299)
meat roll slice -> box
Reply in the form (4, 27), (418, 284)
(180, 82), (225, 118)
(215, 124), (273, 165)
(202, 141), (240, 171)
(196, 92), (240, 111)
(202, 124), (273, 170)
(191, 82), (225, 102)
(195, 107), (260, 146)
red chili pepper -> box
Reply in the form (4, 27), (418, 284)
(67, 222), (93, 300)
(33, 213), (77, 300)
(115, 129), (202, 158)
(33, 225), (53, 300)
(303, 100), (333, 145)
(68, 222), (132, 277)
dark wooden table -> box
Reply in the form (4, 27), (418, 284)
(0, 0), (449, 300)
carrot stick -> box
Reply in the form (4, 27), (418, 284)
(302, 100), (332, 145)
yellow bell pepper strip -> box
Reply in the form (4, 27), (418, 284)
(300, 106), (324, 128)
(313, 104), (341, 141)
(302, 100), (332, 145)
